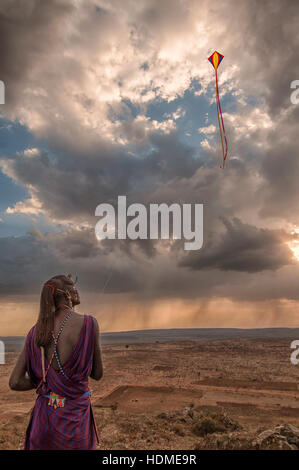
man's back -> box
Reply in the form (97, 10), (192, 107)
(44, 311), (85, 371)
(24, 314), (99, 449)
(9, 273), (103, 449)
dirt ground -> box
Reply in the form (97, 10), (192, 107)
(0, 338), (298, 450)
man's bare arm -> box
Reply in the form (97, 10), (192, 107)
(90, 317), (103, 381)
(9, 345), (35, 391)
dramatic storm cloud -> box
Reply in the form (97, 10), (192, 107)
(0, 0), (299, 333)
(180, 218), (295, 273)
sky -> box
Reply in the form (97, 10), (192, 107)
(0, 0), (299, 335)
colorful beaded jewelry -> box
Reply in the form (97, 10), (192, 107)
(48, 392), (66, 409)
(51, 309), (73, 380)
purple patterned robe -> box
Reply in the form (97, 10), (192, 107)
(24, 314), (99, 450)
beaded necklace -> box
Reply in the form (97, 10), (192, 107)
(38, 307), (73, 388)
(51, 309), (73, 380)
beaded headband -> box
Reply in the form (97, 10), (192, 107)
(43, 282), (56, 294)
(44, 273), (78, 293)
(43, 283), (73, 300)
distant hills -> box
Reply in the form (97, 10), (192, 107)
(1, 327), (298, 352)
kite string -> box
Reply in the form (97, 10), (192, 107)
(215, 69), (225, 168)
(215, 68), (228, 168)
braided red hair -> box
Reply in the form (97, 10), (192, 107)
(35, 275), (74, 347)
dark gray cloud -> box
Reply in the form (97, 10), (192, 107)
(0, 130), (200, 223)
(0, 0), (74, 111)
(241, 0), (299, 114)
(179, 218), (295, 273)
(257, 106), (299, 223)
(0, 227), (145, 296)
(0, 223), (298, 308)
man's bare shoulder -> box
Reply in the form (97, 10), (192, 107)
(90, 315), (99, 328)
(71, 312), (99, 330)
(71, 311), (84, 318)
(67, 311), (85, 331)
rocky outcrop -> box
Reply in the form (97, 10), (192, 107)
(253, 424), (299, 450)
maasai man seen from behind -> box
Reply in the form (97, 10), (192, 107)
(9, 274), (103, 450)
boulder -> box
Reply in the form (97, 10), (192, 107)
(253, 424), (299, 450)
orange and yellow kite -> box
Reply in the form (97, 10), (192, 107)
(208, 51), (228, 169)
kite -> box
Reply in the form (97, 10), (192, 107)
(208, 51), (228, 169)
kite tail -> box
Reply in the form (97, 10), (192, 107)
(216, 83), (225, 166)
(215, 69), (228, 169)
